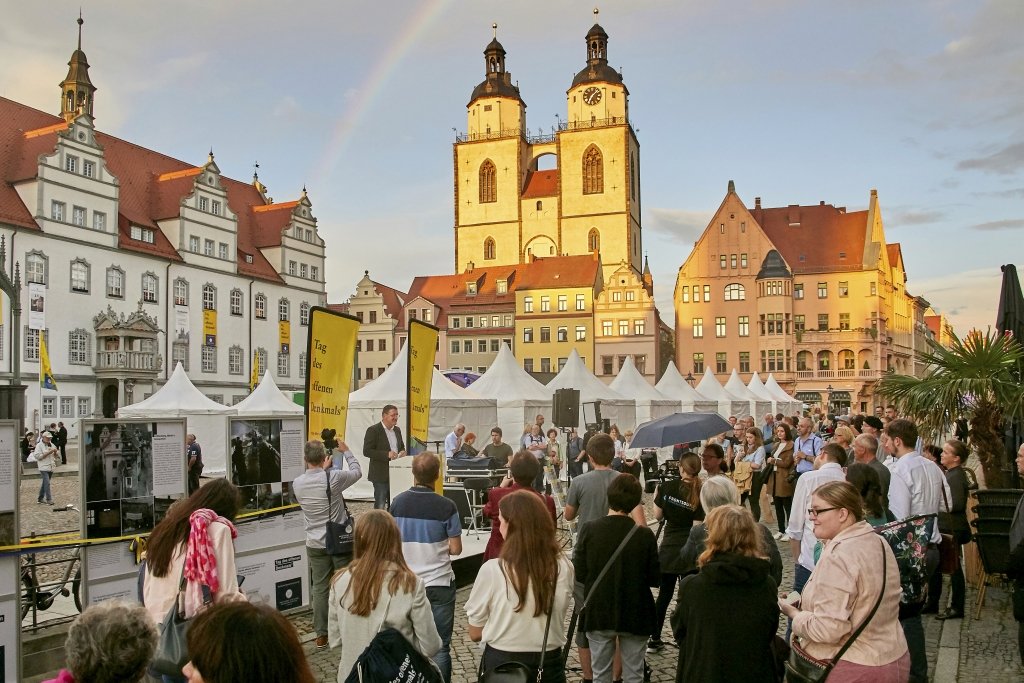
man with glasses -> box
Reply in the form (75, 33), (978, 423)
(363, 404), (406, 509)
(793, 417), (823, 478)
(784, 442), (846, 636)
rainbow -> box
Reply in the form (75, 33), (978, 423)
(309, 0), (455, 182)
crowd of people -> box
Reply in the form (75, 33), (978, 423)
(40, 403), (1016, 683)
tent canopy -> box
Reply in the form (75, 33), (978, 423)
(725, 370), (773, 420)
(234, 370), (304, 415)
(695, 368), (748, 419)
(746, 372), (778, 413)
(609, 356), (678, 425)
(765, 374), (802, 414)
(470, 343), (552, 442)
(655, 362), (719, 413)
(547, 350), (635, 431)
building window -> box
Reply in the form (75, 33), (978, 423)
(490, 339), (500, 352)
(540, 327), (551, 343)
(448, 315), (459, 328)
(199, 196), (209, 212)
(106, 267), (124, 298)
(794, 315), (805, 332)
(818, 313), (829, 330)
(142, 273), (158, 303)
(634, 319), (645, 335)
(796, 350), (811, 371)
(93, 212), (106, 231)
(738, 316), (749, 337)
(72, 206), (87, 226)
(174, 279), (189, 306)
(602, 356), (614, 375)
(202, 284), (216, 310)
(68, 329), (89, 364)
(250, 293), (264, 319)
(60, 397), (74, 418)
(716, 352), (727, 373)
(379, 338), (387, 352)
(817, 351), (831, 371)
(739, 351), (750, 373)
(311, 265), (320, 281)
(720, 255), (727, 269)
(172, 342), (189, 371)
(228, 346), (243, 374)
(299, 352), (307, 379)
(575, 326), (587, 341)
(635, 355), (647, 374)
(300, 263), (308, 279)
(203, 239), (215, 256)
(731, 254), (738, 269)
(715, 317), (726, 337)
(741, 253), (748, 268)
(840, 349), (856, 369)
(130, 225), (154, 242)
(218, 242), (228, 260)
(839, 313), (851, 330)
(523, 296), (533, 313)
(582, 145), (604, 194)
(587, 229), (600, 253)
(794, 283), (804, 299)
(817, 282), (828, 298)
(692, 318), (703, 338)
(278, 299), (290, 322)
(540, 296), (550, 312)
(681, 287), (689, 303)
(25, 328), (43, 362)
(523, 358), (534, 373)
(612, 291), (622, 302)
(43, 397), (55, 417)
(618, 320), (629, 336)
(692, 285), (699, 301)
(870, 281), (877, 296)
(703, 285), (711, 302)
(557, 295), (567, 312)
(839, 281), (849, 297)
(189, 235), (200, 252)
(479, 160), (497, 203)
(724, 283), (745, 301)
(230, 289), (243, 316)
(463, 340), (472, 353)
(26, 252), (47, 284)
(277, 352), (290, 377)
(765, 313), (784, 335)
(692, 353), (705, 373)
(477, 339), (487, 353)
(366, 339), (374, 352)
(300, 302), (310, 326)
(70, 260), (90, 293)
(536, 357), (549, 373)
(602, 320), (613, 336)
(83, 160), (95, 177)
(523, 327), (533, 343)
(484, 237), (496, 260)
(557, 327), (568, 342)
(719, 223), (725, 234)
(211, 200), (222, 216)
(576, 294), (586, 311)
(497, 279), (507, 294)
(450, 340), (460, 354)
(201, 345), (216, 373)
(465, 315), (474, 327)
(51, 200), (66, 221)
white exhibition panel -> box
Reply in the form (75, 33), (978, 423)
(0, 420), (19, 683)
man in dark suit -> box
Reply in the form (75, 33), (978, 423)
(363, 404), (405, 509)
(57, 422), (69, 465)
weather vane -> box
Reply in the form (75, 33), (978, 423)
(492, 22), (497, 39)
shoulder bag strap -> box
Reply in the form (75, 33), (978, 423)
(534, 564), (559, 681)
(324, 468), (347, 522)
(580, 523), (640, 611)
(828, 537), (888, 665)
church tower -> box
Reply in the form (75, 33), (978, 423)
(59, 14), (96, 123)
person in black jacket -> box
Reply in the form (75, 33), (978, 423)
(573, 473), (659, 683)
(57, 421), (69, 465)
(1009, 443), (1024, 665)
(671, 504), (780, 683)
(929, 439), (973, 619)
(361, 404), (405, 509)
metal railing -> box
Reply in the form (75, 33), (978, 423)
(94, 350), (162, 371)
(455, 116), (636, 144)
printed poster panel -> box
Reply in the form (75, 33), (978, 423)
(0, 582), (18, 682)
(203, 309), (217, 347)
(228, 417), (304, 514)
(279, 320), (291, 354)
(234, 546), (308, 612)
(27, 282), (45, 331)
(173, 305), (190, 343)
(233, 507), (305, 555)
(0, 420), (18, 683)
(406, 320), (438, 460)
(305, 307), (359, 442)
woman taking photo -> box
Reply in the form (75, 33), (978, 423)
(671, 504), (779, 683)
(143, 479), (246, 683)
(765, 422), (796, 540)
(928, 439), (972, 620)
(465, 491), (574, 683)
(183, 602), (315, 683)
(328, 510), (440, 682)
(779, 481), (909, 681)
(739, 428), (766, 523)
(649, 452), (703, 651)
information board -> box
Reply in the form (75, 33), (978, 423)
(0, 420), (19, 683)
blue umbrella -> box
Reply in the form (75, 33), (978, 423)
(629, 412), (733, 449)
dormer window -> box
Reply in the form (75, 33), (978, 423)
(466, 281), (478, 296)
(130, 226), (156, 244)
(211, 200), (221, 215)
(496, 279), (508, 295)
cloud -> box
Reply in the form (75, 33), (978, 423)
(645, 207), (712, 243)
(912, 265), (1023, 336)
(890, 209), (945, 226)
(972, 218), (1024, 231)
(957, 141), (1024, 175)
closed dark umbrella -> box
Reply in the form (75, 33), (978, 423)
(629, 412), (732, 449)
(996, 264), (1024, 487)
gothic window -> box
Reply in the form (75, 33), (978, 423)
(483, 237), (496, 260)
(479, 160), (496, 203)
(202, 284), (216, 310)
(588, 229), (600, 252)
(582, 145), (604, 195)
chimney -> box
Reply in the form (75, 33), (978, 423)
(754, 197), (761, 209)
(819, 201), (825, 206)
(788, 204), (800, 226)
(466, 261), (475, 272)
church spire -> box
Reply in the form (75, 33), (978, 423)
(59, 13), (96, 122)
(468, 23), (523, 107)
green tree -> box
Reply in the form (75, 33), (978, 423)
(876, 329), (1024, 487)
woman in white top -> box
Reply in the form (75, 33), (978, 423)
(465, 490), (574, 683)
(328, 510), (440, 683)
(740, 428), (767, 523)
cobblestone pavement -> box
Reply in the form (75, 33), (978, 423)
(955, 581), (1023, 682)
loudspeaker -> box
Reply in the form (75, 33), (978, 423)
(552, 388), (580, 428)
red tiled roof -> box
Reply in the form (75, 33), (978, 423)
(0, 96), (292, 283)
(371, 281), (407, 321)
(326, 303), (350, 315)
(887, 243), (906, 283)
(402, 265), (519, 329)
(749, 202), (867, 273)
(522, 170), (558, 199)
(516, 253), (600, 289)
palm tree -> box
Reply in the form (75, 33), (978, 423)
(876, 329), (1024, 487)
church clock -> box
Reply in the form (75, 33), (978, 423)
(583, 86), (602, 105)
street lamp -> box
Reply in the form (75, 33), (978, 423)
(826, 384), (834, 413)
(685, 372), (696, 387)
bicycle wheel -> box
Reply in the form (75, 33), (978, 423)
(21, 572), (37, 620)
(72, 567), (83, 613)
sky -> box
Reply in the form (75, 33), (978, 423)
(1, 0), (1021, 336)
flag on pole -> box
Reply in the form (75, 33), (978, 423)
(249, 350), (260, 392)
(40, 334), (57, 391)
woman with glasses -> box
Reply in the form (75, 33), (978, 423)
(779, 481), (909, 682)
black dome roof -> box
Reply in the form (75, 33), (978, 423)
(756, 250), (792, 279)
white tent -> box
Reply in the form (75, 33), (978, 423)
(725, 370), (773, 421)
(344, 344), (498, 501)
(117, 362), (234, 474)
(234, 371), (304, 416)
(546, 350), (636, 432)
(746, 372), (779, 415)
(469, 343), (552, 445)
(765, 374), (802, 415)
(695, 368), (749, 419)
(655, 361), (719, 414)
(609, 356), (678, 426)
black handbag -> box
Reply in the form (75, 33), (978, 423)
(151, 564), (212, 676)
(325, 470), (354, 557)
(785, 538), (887, 682)
(346, 591), (443, 683)
(479, 567), (559, 683)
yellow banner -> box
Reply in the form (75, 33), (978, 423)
(306, 307), (360, 443)
(407, 320), (439, 491)
(279, 320), (291, 354)
(203, 309), (217, 347)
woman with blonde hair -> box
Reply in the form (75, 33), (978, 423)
(779, 481), (909, 681)
(739, 427), (767, 522)
(671, 505), (779, 682)
(833, 425), (856, 465)
(466, 490), (574, 682)
(328, 510), (440, 682)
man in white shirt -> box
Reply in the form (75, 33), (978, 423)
(785, 442), (846, 635)
(443, 423), (465, 459)
(883, 418), (949, 683)
(793, 417), (824, 476)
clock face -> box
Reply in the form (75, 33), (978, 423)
(583, 87), (602, 106)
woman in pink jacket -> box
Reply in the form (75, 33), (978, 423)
(780, 481), (910, 682)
